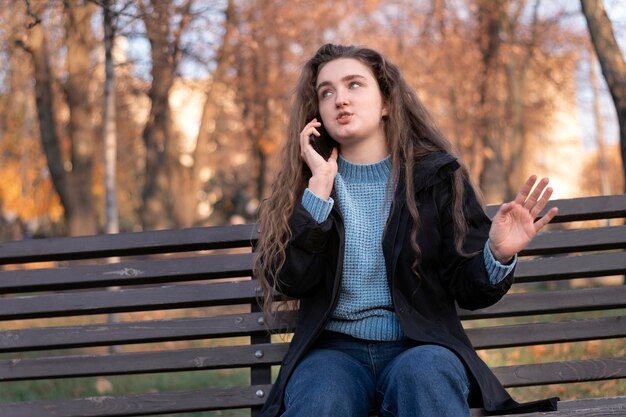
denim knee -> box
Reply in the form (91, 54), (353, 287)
(378, 345), (471, 417)
(392, 345), (468, 389)
(283, 348), (374, 416)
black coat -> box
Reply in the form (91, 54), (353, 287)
(258, 152), (558, 417)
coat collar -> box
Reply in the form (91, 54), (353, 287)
(407, 151), (460, 196)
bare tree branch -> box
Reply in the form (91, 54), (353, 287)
(23, 0), (42, 28)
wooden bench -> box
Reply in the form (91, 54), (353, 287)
(0, 194), (625, 417)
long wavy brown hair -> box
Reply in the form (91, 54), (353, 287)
(253, 44), (478, 322)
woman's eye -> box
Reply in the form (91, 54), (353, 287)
(348, 81), (361, 89)
(320, 89), (332, 98)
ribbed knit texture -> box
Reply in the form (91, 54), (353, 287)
(301, 155), (516, 341)
(302, 189), (334, 223)
(484, 241), (516, 284)
(305, 155), (403, 340)
(324, 155), (404, 340)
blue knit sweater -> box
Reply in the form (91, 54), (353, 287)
(302, 155), (515, 341)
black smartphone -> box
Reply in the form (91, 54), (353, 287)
(309, 120), (337, 161)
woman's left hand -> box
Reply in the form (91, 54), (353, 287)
(489, 175), (558, 263)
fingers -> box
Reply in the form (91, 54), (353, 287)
(534, 207), (558, 232)
(509, 175), (558, 231)
(529, 182), (553, 218)
(513, 175), (537, 206)
(299, 119), (321, 160)
(514, 175), (554, 216)
(524, 176), (549, 209)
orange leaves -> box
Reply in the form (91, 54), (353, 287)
(0, 159), (64, 222)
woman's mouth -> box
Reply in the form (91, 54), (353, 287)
(337, 112), (353, 124)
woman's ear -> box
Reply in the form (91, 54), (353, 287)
(382, 103), (389, 117)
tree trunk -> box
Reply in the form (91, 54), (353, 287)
(476, 0), (507, 202)
(581, 0), (626, 192)
(505, 0), (541, 200)
(25, 26), (66, 207)
(102, 0), (119, 234)
(20, 2), (98, 237)
(140, 2), (176, 230)
(139, 0), (192, 230)
(63, 1), (98, 235)
(236, 1), (274, 208)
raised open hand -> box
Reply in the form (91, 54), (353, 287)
(489, 175), (558, 263)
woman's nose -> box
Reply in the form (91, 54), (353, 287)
(335, 89), (349, 107)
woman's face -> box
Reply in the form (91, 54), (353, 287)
(315, 58), (388, 155)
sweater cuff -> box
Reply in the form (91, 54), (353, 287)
(484, 240), (517, 284)
(302, 188), (334, 223)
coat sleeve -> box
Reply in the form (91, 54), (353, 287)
(272, 202), (336, 298)
(436, 177), (514, 310)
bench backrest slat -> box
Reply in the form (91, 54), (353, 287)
(514, 251), (626, 283)
(0, 343), (289, 381)
(0, 224), (258, 264)
(0, 385), (271, 417)
(493, 357), (626, 387)
(0, 253), (254, 293)
(466, 316), (625, 349)
(3, 282), (623, 323)
(0, 280), (258, 320)
(485, 194), (626, 222)
(0, 312), (275, 353)
(458, 286), (626, 319)
(2, 311), (622, 353)
(521, 225), (626, 255)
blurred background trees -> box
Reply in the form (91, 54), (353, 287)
(0, 0), (624, 240)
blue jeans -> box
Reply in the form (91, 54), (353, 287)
(282, 331), (471, 417)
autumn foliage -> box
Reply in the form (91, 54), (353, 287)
(0, 0), (624, 240)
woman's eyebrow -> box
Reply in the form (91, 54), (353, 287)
(316, 74), (368, 91)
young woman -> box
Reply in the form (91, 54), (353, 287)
(254, 44), (559, 417)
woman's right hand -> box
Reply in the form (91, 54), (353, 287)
(300, 119), (338, 200)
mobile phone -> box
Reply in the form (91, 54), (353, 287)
(309, 121), (337, 161)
